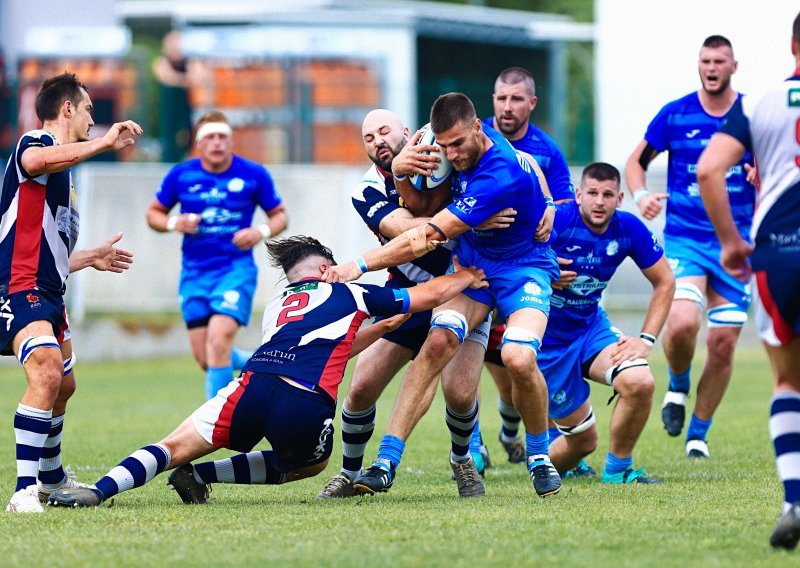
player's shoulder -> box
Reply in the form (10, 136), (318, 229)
(524, 123), (558, 146)
(352, 164), (389, 199)
(169, 157), (203, 175)
(18, 129), (56, 149)
(612, 209), (650, 234)
(659, 92), (701, 116)
(230, 154), (271, 176)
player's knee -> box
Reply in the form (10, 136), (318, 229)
(423, 326), (462, 361)
(56, 375), (77, 403)
(292, 460), (328, 481)
(345, 380), (379, 410)
(705, 330), (738, 364)
(429, 310), (468, 346)
(616, 370), (655, 401)
(500, 327), (540, 374)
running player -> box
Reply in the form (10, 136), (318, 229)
(1, 72), (140, 513)
(324, 93), (562, 498)
(481, 66), (577, 468)
(544, 163), (673, 483)
(625, 35), (755, 459)
(46, 236), (487, 508)
(146, 111), (287, 400)
(697, 11), (800, 549)
(317, 109), (492, 499)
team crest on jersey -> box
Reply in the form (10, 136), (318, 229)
(227, 178), (245, 192)
(605, 240), (619, 256)
(789, 89), (800, 107)
(56, 205), (71, 235)
(552, 390), (567, 405)
(26, 293), (41, 307)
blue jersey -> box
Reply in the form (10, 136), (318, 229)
(644, 92), (754, 240)
(448, 125), (549, 261)
(243, 279), (410, 401)
(482, 117), (574, 202)
(155, 155), (282, 271)
(351, 164), (453, 286)
(0, 130), (78, 295)
(545, 201), (663, 343)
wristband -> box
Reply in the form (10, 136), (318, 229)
(355, 256), (369, 274)
(633, 188), (650, 205)
(257, 223), (272, 241)
(544, 197), (555, 209)
(166, 216), (178, 231)
(639, 332), (656, 346)
(393, 172), (407, 181)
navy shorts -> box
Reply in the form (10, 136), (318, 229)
(0, 288), (68, 356)
(192, 372), (336, 472)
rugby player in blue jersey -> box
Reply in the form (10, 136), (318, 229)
(324, 92), (563, 498)
(544, 163), (673, 483)
(47, 236), (486, 508)
(481, 66), (577, 468)
(698, 11), (800, 549)
(146, 111), (288, 400)
(316, 109), (492, 499)
(625, 36), (755, 459)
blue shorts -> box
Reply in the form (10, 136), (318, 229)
(665, 234), (751, 310)
(538, 309), (621, 419)
(452, 241), (558, 320)
(192, 372), (336, 472)
(180, 257), (257, 327)
(0, 288), (68, 357)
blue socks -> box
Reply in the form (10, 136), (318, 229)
(525, 430), (550, 458)
(668, 368), (691, 394)
(686, 414), (713, 442)
(604, 452), (633, 476)
(205, 365), (233, 399)
(469, 419), (484, 454)
(375, 435), (406, 469)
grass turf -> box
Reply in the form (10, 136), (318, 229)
(0, 346), (792, 566)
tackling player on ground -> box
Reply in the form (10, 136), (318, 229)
(697, 11), (800, 549)
(625, 35), (755, 459)
(46, 236), (486, 508)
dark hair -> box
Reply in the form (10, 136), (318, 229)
(35, 72), (88, 122)
(266, 236), (336, 273)
(581, 162), (620, 185)
(794, 11), (800, 44)
(496, 67), (536, 96)
(702, 35), (733, 50)
(430, 92), (477, 134)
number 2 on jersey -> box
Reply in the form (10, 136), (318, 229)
(277, 293), (309, 326)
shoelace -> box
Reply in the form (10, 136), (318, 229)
(531, 462), (555, 482)
(320, 476), (350, 496)
(453, 461), (479, 485)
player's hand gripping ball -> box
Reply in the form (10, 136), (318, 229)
(408, 123), (453, 192)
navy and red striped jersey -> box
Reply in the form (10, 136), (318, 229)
(243, 278), (410, 401)
(0, 130), (78, 296)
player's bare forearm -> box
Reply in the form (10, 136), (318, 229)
(395, 176), (451, 217)
(266, 206), (289, 237)
(22, 138), (108, 176)
(698, 134), (747, 247)
(350, 314), (411, 357)
(640, 257), (675, 338)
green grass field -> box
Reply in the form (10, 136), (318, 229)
(0, 346), (792, 566)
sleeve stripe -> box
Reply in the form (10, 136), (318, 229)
(393, 288), (411, 313)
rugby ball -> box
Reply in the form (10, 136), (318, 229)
(408, 123), (453, 192)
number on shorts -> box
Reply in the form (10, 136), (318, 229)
(277, 293), (309, 326)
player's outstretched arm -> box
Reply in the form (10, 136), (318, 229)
(323, 209), (470, 283)
(698, 133), (753, 281)
(610, 255), (674, 365)
(22, 121), (142, 177)
(625, 139), (668, 220)
(405, 255), (487, 313)
(69, 232), (133, 273)
(350, 313), (412, 358)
